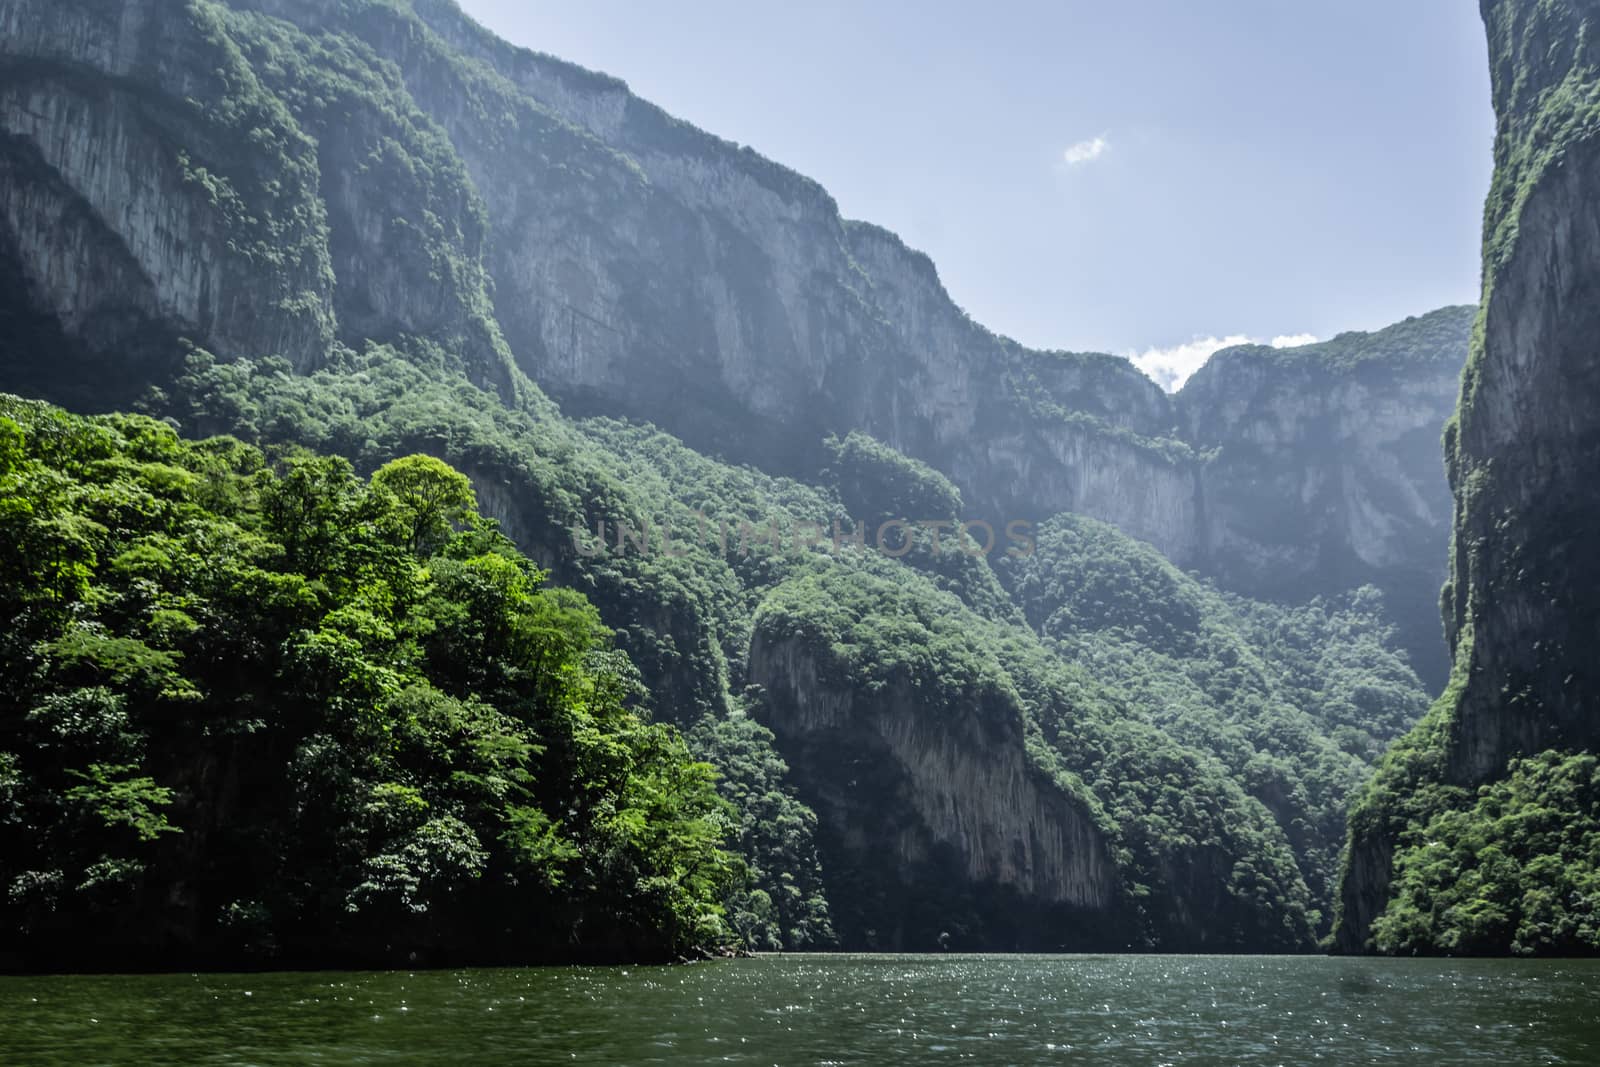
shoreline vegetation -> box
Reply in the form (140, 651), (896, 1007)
(0, 397), (738, 971)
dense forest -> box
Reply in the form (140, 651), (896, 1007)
(0, 396), (738, 966)
(0, 0), (1492, 965)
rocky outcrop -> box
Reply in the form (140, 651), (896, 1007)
(0, 0), (335, 389)
(748, 629), (1121, 949)
(1334, 0), (1600, 952)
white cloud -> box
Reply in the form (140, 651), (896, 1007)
(1269, 333), (1318, 349)
(1129, 335), (1251, 392)
(1062, 136), (1109, 166)
(1127, 332), (1319, 392)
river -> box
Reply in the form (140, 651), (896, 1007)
(2, 953), (1597, 1064)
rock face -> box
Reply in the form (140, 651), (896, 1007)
(748, 629), (1122, 950)
(1439, 0), (1600, 781)
(0, 0), (1467, 675)
(1334, 0), (1600, 952)
(0, 0), (335, 396)
(1179, 311), (1467, 682)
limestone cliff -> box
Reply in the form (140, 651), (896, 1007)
(1179, 310), (1467, 683)
(749, 629), (1120, 949)
(1335, 0), (1600, 953)
(0, 0), (336, 396)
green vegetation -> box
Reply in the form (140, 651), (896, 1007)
(132, 330), (1430, 952)
(149, 344), (842, 951)
(825, 431), (961, 527)
(1001, 514), (1425, 935)
(821, 431), (1018, 620)
(0, 396), (736, 966)
(691, 713), (836, 950)
(1196, 305), (1477, 378)
(1372, 751), (1600, 955)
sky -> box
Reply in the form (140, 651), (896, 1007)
(456, 0), (1494, 389)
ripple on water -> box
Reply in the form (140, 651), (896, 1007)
(0, 955), (1597, 1064)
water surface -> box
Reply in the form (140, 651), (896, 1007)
(3, 953), (1598, 1064)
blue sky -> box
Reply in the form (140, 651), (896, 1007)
(457, 0), (1493, 388)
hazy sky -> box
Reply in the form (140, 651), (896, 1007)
(456, 0), (1493, 388)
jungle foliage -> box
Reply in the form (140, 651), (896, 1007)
(0, 396), (736, 966)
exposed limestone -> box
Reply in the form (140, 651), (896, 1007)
(749, 630), (1119, 946)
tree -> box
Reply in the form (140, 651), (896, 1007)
(372, 454), (476, 556)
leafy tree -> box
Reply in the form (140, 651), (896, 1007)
(372, 454), (477, 555)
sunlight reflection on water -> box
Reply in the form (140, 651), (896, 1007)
(1, 953), (1597, 1065)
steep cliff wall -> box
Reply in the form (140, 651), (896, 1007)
(749, 629), (1121, 948)
(0, 0), (336, 396)
(1335, 0), (1600, 954)
(1440, 0), (1600, 780)
(1179, 308), (1467, 683)
(404, 0), (1470, 622)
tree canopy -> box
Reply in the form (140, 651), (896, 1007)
(0, 396), (736, 967)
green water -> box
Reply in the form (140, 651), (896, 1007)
(2, 954), (1598, 1065)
